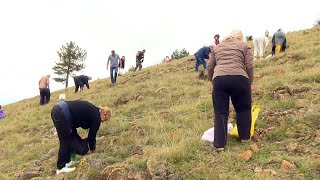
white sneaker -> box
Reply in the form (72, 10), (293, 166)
(65, 160), (76, 168)
(56, 167), (76, 175)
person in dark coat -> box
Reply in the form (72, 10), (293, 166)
(51, 100), (111, 174)
(272, 29), (287, 55)
(194, 46), (211, 72)
(74, 75), (92, 93)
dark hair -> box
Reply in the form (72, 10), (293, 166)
(0, 105), (2, 109)
(214, 34), (220, 38)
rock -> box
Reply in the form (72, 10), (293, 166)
(280, 160), (296, 170)
(89, 158), (103, 168)
(238, 150), (252, 161)
(131, 145), (143, 155)
(98, 164), (133, 180)
(17, 171), (40, 180)
(254, 167), (263, 173)
(250, 144), (259, 152)
(285, 143), (298, 153)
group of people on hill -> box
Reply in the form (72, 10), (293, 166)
(34, 49), (145, 174)
(17, 28), (288, 174)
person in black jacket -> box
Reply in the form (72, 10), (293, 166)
(51, 100), (111, 175)
(74, 75), (92, 93)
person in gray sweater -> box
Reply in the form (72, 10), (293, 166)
(207, 29), (254, 152)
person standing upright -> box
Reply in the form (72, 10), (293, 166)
(134, 49), (145, 71)
(118, 56), (125, 76)
(39, 74), (51, 105)
(107, 50), (120, 85)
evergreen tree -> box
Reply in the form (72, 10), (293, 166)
(52, 41), (87, 88)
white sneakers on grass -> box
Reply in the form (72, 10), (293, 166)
(56, 161), (77, 175)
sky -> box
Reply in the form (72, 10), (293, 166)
(0, 0), (319, 105)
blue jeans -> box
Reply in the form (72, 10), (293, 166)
(195, 55), (207, 72)
(110, 67), (118, 84)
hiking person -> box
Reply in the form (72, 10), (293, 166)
(0, 105), (5, 119)
(118, 56), (125, 76)
(50, 100), (111, 175)
(212, 34), (220, 46)
(253, 30), (269, 60)
(272, 29), (287, 55)
(39, 74), (51, 105)
(73, 75), (92, 93)
(134, 49), (145, 71)
(107, 50), (120, 85)
(194, 46), (211, 72)
(207, 29), (253, 152)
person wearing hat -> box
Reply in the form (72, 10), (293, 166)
(73, 75), (92, 93)
(51, 100), (111, 174)
(134, 49), (145, 71)
(272, 29), (287, 55)
(107, 50), (121, 85)
(39, 74), (51, 105)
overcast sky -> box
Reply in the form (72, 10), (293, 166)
(0, 0), (319, 105)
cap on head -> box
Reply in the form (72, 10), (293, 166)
(47, 74), (51, 77)
(142, 49), (146, 52)
(278, 28), (282, 32)
(88, 76), (92, 80)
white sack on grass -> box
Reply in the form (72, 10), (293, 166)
(201, 123), (234, 143)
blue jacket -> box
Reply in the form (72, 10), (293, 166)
(195, 47), (211, 59)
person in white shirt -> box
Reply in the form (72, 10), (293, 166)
(253, 30), (269, 60)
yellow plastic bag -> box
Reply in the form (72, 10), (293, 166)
(230, 105), (260, 138)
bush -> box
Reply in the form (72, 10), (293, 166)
(171, 48), (190, 60)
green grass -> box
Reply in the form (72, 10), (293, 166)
(1, 26), (320, 179)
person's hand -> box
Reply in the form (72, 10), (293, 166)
(91, 150), (96, 154)
(251, 84), (254, 91)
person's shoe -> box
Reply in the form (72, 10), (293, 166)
(240, 139), (250, 143)
(216, 147), (225, 153)
(56, 167), (76, 175)
(65, 161), (76, 168)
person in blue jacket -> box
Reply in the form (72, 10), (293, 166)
(194, 46), (211, 72)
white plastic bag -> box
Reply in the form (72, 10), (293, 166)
(201, 123), (234, 143)
(59, 93), (66, 100)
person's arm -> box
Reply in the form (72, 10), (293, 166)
(244, 47), (254, 85)
(207, 52), (216, 83)
(47, 77), (50, 89)
(87, 121), (100, 152)
(85, 77), (90, 89)
(107, 56), (110, 70)
(205, 48), (210, 59)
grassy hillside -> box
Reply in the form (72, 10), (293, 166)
(1, 26), (320, 179)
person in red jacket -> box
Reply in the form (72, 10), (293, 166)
(51, 100), (111, 174)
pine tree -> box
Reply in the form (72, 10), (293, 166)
(52, 41), (87, 88)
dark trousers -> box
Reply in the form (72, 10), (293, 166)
(40, 88), (50, 105)
(75, 82), (84, 93)
(51, 104), (89, 169)
(134, 59), (142, 71)
(213, 76), (252, 148)
(51, 105), (71, 169)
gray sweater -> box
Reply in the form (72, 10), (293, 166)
(207, 39), (254, 84)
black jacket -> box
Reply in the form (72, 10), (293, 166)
(74, 75), (90, 89)
(66, 100), (101, 151)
